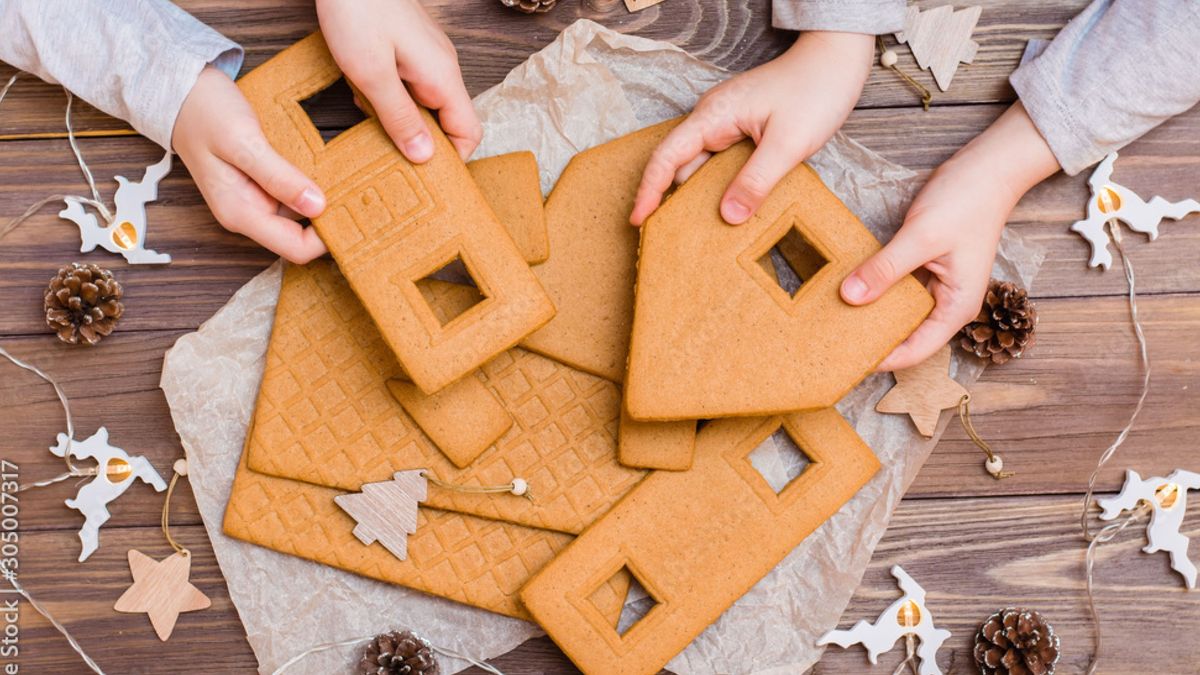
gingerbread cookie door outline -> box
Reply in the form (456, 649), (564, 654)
(238, 33), (553, 394)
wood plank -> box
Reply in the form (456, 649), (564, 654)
(0, 0), (1091, 138)
(15, 494), (1194, 674)
(911, 293), (1200, 499)
(12, 525), (257, 673)
(0, 332), (205, 530)
(4, 103), (1200, 339)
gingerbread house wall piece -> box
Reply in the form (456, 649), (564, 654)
(238, 33), (553, 394)
(625, 141), (934, 420)
(520, 408), (880, 673)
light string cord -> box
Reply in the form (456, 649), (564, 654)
(1084, 503), (1151, 675)
(889, 633), (919, 675)
(0, 87), (112, 244)
(0, 74), (16, 106)
(271, 634), (506, 675)
(1078, 202), (1153, 675)
(1080, 220), (1151, 541)
(0, 344), (86, 489)
(1, 571), (105, 674)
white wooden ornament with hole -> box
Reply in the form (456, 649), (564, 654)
(114, 549), (211, 640)
(59, 151), (173, 264)
(1098, 468), (1200, 589)
(819, 565), (951, 675)
(49, 427), (167, 562)
(335, 470), (428, 561)
(1071, 152), (1200, 270)
(895, 5), (981, 92)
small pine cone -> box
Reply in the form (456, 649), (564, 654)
(44, 263), (125, 346)
(499, 0), (557, 13)
(974, 608), (1060, 675)
(959, 279), (1037, 365)
(356, 630), (440, 675)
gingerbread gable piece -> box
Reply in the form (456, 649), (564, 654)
(521, 119), (680, 383)
(625, 141), (934, 420)
(521, 408), (879, 673)
(238, 32), (553, 395)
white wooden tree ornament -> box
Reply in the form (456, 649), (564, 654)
(895, 5), (982, 92)
(49, 427), (167, 562)
(335, 470), (428, 561)
(1097, 468), (1200, 589)
(819, 566), (952, 675)
(1070, 152), (1200, 270)
(58, 151), (173, 264)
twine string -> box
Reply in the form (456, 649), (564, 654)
(0, 74), (16, 107)
(957, 394), (1015, 479)
(271, 634), (506, 675)
(422, 471), (534, 503)
(877, 36), (932, 111)
(161, 469), (186, 556)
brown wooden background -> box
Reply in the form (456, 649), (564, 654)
(1, 0), (1198, 672)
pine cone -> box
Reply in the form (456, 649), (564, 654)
(959, 279), (1037, 365)
(974, 608), (1060, 675)
(44, 263), (124, 346)
(499, 0), (557, 13)
(356, 630), (440, 675)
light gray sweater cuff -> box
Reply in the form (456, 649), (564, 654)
(1010, 0), (1200, 176)
(772, 0), (907, 34)
(0, 0), (244, 152)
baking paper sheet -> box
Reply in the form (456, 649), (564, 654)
(160, 20), (1044, 674)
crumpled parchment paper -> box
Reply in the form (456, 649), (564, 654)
(160, 20), (1044, 675)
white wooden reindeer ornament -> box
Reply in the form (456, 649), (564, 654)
(1071, 152), (1200, 269)
(819, 566), (952, 675)
(1097, 468), (1200, 589)
(49, 427), (167, 561)
(59, 152), (173, 264)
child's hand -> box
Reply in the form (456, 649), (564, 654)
(317, 0), (481, 162)
(174, 66), (329, 263)
(840, 103), (1060, 370)
(629, 31), (873, 226)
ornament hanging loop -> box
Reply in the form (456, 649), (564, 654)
(958, 394), (1014, 480)
(421, 470), (534, 502)
(878, 36), (932, 111)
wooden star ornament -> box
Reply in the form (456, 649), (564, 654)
(876, 345), (968, 437)
(114, 550), (211, 640)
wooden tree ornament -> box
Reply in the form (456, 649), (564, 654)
(1098, 468), (1200, 589)
(819, 566), (952, 675)
(895, 5), (982, 92)
(335, 470), (428, 561)
(875, 345), (967, 437)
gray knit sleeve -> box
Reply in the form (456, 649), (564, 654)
(1010, 0), (1200, 176)
(0, 0), (243, 151)
(772, 0), (907, 34)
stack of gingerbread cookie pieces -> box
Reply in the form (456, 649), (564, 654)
(224, 33), (934, 674)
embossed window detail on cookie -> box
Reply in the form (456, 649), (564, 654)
(747, 425), (814, 494)
(298, 77), (368, 143)
(415, 255), (487, 327)
(588, 564), (662, 638)
(755, 222), (830, 300)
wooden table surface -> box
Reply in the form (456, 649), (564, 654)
(2, 0), (1198, 673)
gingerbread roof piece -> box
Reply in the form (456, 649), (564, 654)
(522, 119), (681, 383)
(238, 33), (553, 394)
(625, 140), (934, 420)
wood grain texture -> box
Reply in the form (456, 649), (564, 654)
(1, 0), (1197, 672)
